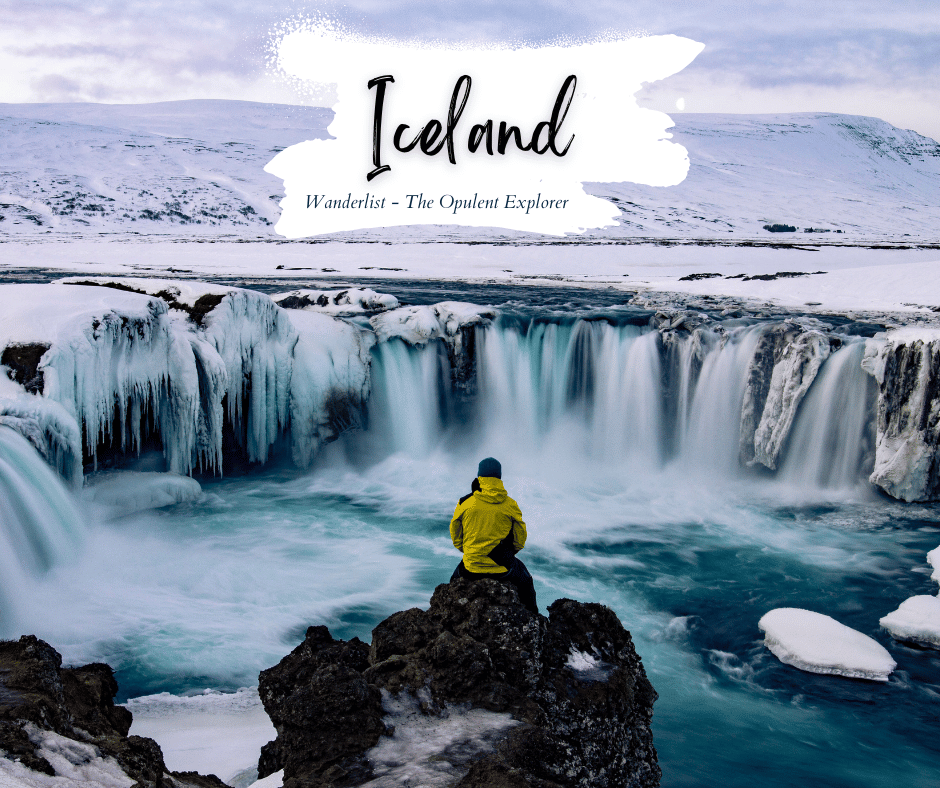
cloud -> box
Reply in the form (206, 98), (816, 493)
(0, 1), (937, 139)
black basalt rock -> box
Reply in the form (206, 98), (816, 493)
(0, 635), (225, 788)
(258, 581), (660, 788)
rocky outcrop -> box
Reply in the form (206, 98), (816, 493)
(862, 330), (940, 501)
(258, 580), (659, 788)
(0, 634), (227, 788)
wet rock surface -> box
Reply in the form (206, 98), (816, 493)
(0, 635), (228, 788)
(258, 580), (660, 788)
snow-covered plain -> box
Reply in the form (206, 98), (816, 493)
(2, 102), (938, 243)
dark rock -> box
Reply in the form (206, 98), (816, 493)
(258, 581), (660, 788)
(257, 626), (385, 787)
(1, 343), (50, 394)
(0, 635), (218, 788)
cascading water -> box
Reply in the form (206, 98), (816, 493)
(366, 316), (873, 490)
(0, 424), (85, 634)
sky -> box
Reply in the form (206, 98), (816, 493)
(0, 1), (938, 142)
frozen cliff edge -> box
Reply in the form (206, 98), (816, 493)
(256, 579), (660, 788)
(0, 634), (229, 788)
(861, 328), (940, 502)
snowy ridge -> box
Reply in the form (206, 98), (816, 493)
(1, 101), (937, 242)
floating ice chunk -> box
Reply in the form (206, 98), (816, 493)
(272, 288), (399, 315)
(928, 546), (940, 587)
(566, 648), (616, 681)
(758, 608), (896, 681)
(83, 471), (202, 516)
(880, 596), (940, 648)
(125, 688), (275, 785)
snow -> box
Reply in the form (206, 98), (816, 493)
(0, 726), (133, 788)
(125, 688), (275, 787)
(879, 596), (940, 648)
(861, 329), (940, 502)
(928, 546), (940, 586)
(272, 289), (399, 315)
(370, 303), (494, 347)
(758, 608), (896, 681)
(1, 278), (382, 482)
(3, 104), (938, 243)
(82, 471), (202, 516)
(360, 691), (518, 787)
(566, 648), (616, 682)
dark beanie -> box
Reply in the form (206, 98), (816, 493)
(478, 457), (501, 478)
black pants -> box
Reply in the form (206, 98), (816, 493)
(450, 557), (538, 614)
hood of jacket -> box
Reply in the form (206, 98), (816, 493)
(475, 476), (508, 504)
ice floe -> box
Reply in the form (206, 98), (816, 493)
(758, 608), (896, 681)
(879, 596), (940, 648)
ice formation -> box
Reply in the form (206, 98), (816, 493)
(862, 328), (940, 501)
(370, 302), (494, 348)
(82, 471), (203, 516)
(879, 596), (940, 648)
(758, 608), (896, 681)
(0, 279), (375, 482)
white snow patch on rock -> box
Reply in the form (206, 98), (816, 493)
(879, 595), (940, 648)
(360, 691), (518, 787)
(566, 648), (616, 681)
(758, 608), (896, 681)
(272, 289), (399, 315)
(370, 303), (493, 347)
(82, 471), (202, 516)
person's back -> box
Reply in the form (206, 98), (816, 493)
(449, 457), (538, 613)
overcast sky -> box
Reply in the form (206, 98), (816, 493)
(1, 1), (938, 141)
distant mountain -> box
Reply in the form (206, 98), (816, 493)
(1, 100), (937, 243)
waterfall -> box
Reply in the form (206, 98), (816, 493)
(0, 425), (85, 634)
(778, 341), (876, 491)
(362, 317), (875, 492)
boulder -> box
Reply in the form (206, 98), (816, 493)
(0, 634), (227, 788)
(258, 580), (660, 788)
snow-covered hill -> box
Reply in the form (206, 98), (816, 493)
(1, 100), (937, 242)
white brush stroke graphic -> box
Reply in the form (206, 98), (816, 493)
(267, 27), (704, 237)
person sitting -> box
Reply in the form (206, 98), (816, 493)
(449, 457), (538, 614)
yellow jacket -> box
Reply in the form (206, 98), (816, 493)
(450, 477), (527, 574)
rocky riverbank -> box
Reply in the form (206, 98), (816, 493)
(2, 581), (659, 788)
